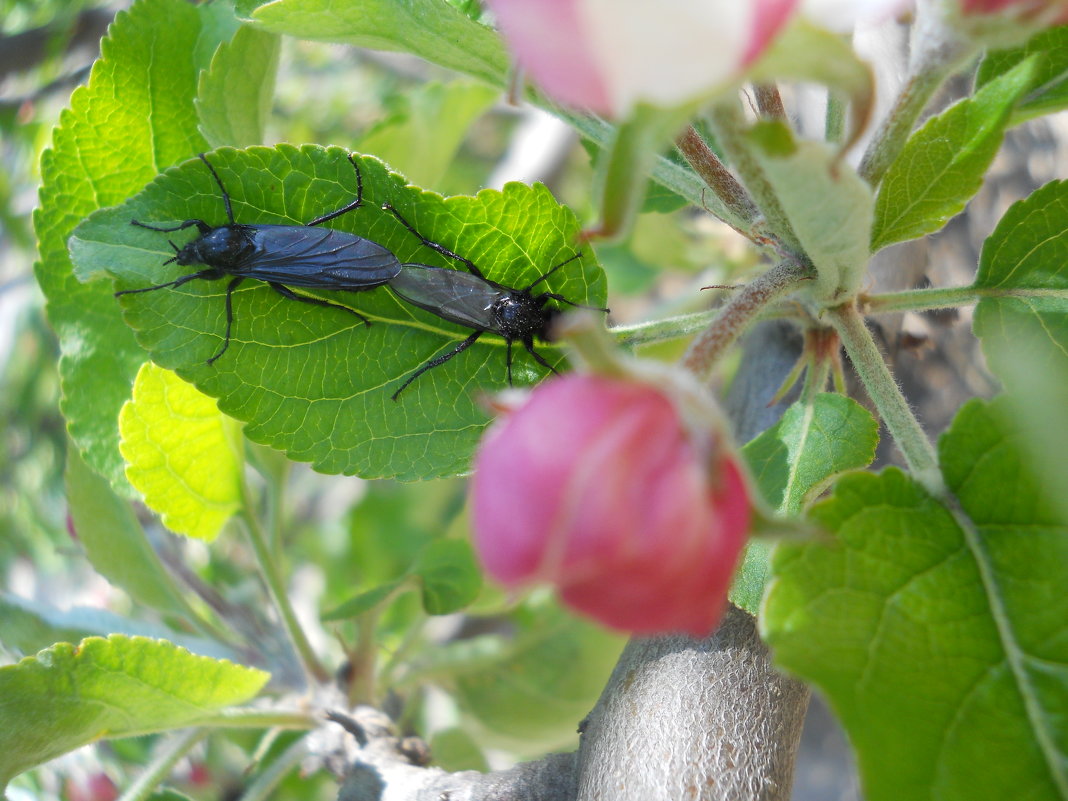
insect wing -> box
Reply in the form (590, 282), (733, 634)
(243, 225), (401, 288)
(389, 265), (506, 331)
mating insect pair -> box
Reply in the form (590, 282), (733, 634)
(117, 153), (607, 400)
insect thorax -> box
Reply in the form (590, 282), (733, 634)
(493, 293), (553, 340)
(179, 225), (254, 268)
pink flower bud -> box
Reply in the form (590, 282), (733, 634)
(484, 0), (800, 117)
(470, 374), (751, 637)
(958, 0), (1068, 21)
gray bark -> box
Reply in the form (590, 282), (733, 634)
(575, 607), (810, 801)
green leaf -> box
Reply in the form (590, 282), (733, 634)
(743, 393), (879, 516)
(429, 727), (490, 773)
(358, 81), (497, 189)
(0, 594), (241, 663)
(411, 539), (482, 615)
(871, 55), (1040, 251)
(452, 599), (625, 754)
(973, 180), (1068, 395)
(0, 596), (110, 657)
(322, 581), (403, 622)
(977, 25), (1068, 125)
(762, 397), (1068, 801)
(324, 539), (480, 620)
(119, 363), (244, 541)
(34, 0), (240, 489)
(65, 445), (194, 616)
(238, 0), (508, 87)
(68, 144), (606, 479)
(731, 394), (879, 613)
(197, 24), (281, 148)
(0, 635), (268, 789)
(747, 123), (874, 299)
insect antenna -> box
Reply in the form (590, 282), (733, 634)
(524, 252), (610, 313)
(523, 252), (582, 291)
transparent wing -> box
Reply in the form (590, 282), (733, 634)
(388, 264), (508, 331)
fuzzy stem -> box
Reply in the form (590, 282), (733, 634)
(753, 84), (787, 121)
(348, 613), (380, 706)
(674, 125), (759, 229)
(825, 92), (846, 144)
(117, 729), (207, 801)
(680, 260), (814, 380)
(858, 2), (975, 185)
(196, 709), (317, 729)
(862, 284), (1068, 315)
(705, 99), (802, 253)
(611, 311), (719, 347)
(241, 497), (330, 685)
(829, 303), (945, 495)
(238, 738), (309, 801)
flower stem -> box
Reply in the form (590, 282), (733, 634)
(681, 260), (815, 380)
(828, 303), (945, 496)
(240, 496), (330, 685)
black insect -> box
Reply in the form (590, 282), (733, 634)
(116, 153), (401, 364)
(381, 204), (608, 400)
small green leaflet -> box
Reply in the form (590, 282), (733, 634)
(871, 55), (1039, 251)
(0, 636), (268, 789)
(732, 393), (879, 613)
(119, 363), (244, 541)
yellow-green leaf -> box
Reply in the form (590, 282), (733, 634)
(120, 363), (243, 540)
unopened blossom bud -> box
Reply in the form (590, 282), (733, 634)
(470, 374), (751, 637)
(925, 0), (1068, 48)
(958, 0), (1068, 22)
(484, 0), (796, 117)
(484, 0), (909, 118)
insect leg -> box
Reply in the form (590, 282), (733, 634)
(114, 268), (224, 296)
(267, 282), (372, 326)
(305, 155), (366, 227)
(198, 153), (236, 225)
(522, 338), (559, 376)
(131, 218), (212, 235)
(392, 330), (483, 401)
(208, 276), (245, 364)
(381, 202), (485, 278)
